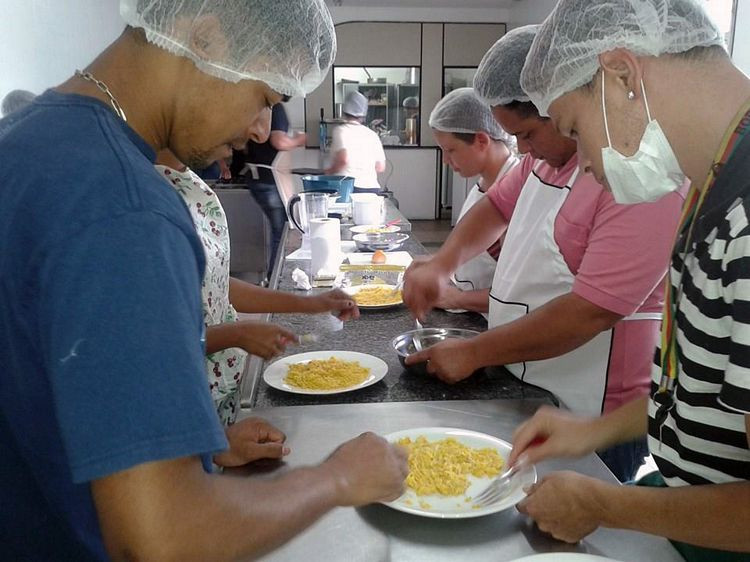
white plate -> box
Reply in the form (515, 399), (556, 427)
(349, 224), (401, 234)
(383, 427), (536, 519)
(346, 251), (413, 267)
(344, 283), (403, 309)
(263, 351), (388, 395)
(511, 552), (617, 562)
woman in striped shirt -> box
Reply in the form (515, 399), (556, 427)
(508, 1), (750, 559)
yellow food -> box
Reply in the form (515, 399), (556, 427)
(366, 227), (389, 234)
(398, 436), (503, 496)
(371, 250), (387, 264)
(353, 286), (402, 306)
(284, 357), (370, 390)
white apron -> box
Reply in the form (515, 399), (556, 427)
(450, 157), (518, 317)
(488, 163), (659, 415)
(451, 184), (498, 293)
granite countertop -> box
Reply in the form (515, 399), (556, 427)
(244, 224), (557, 409)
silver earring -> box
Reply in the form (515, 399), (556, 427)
(627, 91), (636, 100)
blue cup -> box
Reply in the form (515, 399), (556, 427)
(301, 175), (355, 203)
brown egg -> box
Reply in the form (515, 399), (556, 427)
(371, 250), (387, 264)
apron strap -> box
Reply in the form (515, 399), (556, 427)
(624, 312), (663, 322)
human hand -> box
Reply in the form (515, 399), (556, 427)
(213, 417), (289, 468)
(324, 432), (408, 506)
(509, 406), (601, 467)
(234, 321), (297, 360)
(402, 260), (449, 322)
(310, 289), (360, 321)
(405, 338), (480, 383)
(434, 285), (465, 310)
(517, 471), (609, 543)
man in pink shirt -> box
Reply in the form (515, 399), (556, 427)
(403, 25), (684, 481)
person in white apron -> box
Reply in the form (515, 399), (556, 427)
(427, 88), (518, 317)
(404, 25), (683, 482)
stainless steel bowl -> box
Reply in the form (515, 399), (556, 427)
(391, 328), (480, 375)
(353, 232), (409, 252)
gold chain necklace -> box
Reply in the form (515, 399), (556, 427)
(75, 70), (127, 122)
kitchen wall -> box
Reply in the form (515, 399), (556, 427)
(0, 0), (124, 103)
(732, 0), (750, 76)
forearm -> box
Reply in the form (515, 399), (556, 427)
(472, 292), (621, 367)
(199, 467), (341, 560)
(205, 323), (240, 355)
(95, 459), (342, 562)
(589, 396), (649, 450)
(270, 131), (305, 151)
(448, 289), (490, 313)
(229, 278), (320, 314)
(596, 480), (750, 552)
(433, 198), (507, 274)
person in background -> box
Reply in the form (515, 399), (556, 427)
(0, 1), (407, 560)
(195, 157), (231, 181)
(1, 89), (35, 116)
(403, 24), (684, 483)
(428, 87), (518, 316)
(327, 90), (386, 192)
(244, 102), (306, 271)
(507, 1), (750, 558)
(402, 95), (420, 145)
(155, 148), (359, 426)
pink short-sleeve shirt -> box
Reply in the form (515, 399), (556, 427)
(487, 154), (685, 412)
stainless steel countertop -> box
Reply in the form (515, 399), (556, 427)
(240, 214), (554, 409)
(234, 399), (681, 562)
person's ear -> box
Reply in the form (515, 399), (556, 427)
(188, 15), (226, 60)
(475, 131), (491, 150)
(598, 49), (643, 100)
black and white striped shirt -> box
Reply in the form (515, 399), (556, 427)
(647, 136), (750, 486)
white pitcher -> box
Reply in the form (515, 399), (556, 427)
(351, 193), (385, 225)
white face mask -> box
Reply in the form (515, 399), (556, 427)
(600, 78), (685, 205)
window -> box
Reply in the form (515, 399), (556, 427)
(333, 67), (421, 146)
(703, 0), (737, 52)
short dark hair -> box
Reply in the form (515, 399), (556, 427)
(674, 44), (729, 61)
(502, 100), (545, 120)
(451, 132), (476, 144)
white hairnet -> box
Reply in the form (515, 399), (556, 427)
(119, 0), (336, 97)
(343, 91), (368, 117)
(429, 88), (514, 149)
(1, 90), (36, 116)
(402, 96), (419, 109)
(521, 0), (725, 116)
(473, 25), (539, 107)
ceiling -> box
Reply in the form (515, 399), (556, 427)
(326, 0), (522, 8)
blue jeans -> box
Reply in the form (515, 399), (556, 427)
(597, 436), (649, 483)
(247, 181), (286, 273)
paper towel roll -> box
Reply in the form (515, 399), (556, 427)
(310, 217), (342, 279)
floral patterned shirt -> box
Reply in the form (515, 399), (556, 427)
(155, 165), (246, 425)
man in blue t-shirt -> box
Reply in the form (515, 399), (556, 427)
(0, 3), (407, 561)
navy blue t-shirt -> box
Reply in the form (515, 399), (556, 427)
(245, 103), (289, 183)
(0, 91), (227, 560)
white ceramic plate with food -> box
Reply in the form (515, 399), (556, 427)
(343, 283), (403, 309)
(346, 251), (413, 267)
(512, 552), (617, 562)
(263, 350), (388, 395)
(349, 224), (401, 235)
(382, 427), (536, 519)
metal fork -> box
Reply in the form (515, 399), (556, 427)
(472, 459), (529, 507)
(413, 317), (424, 351)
